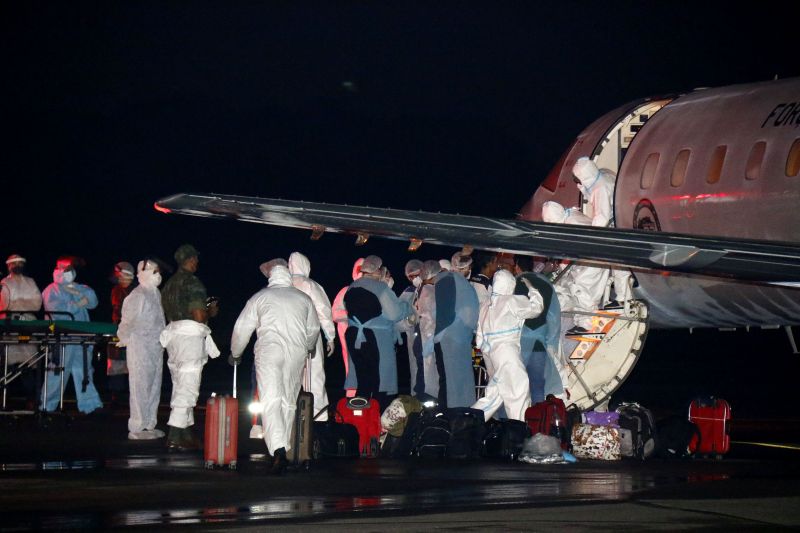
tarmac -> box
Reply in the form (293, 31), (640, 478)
(1, 403), (799, 531)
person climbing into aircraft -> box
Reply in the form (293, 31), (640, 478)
(229, 258), (320, 475)
(41, 256), (104, 414)
(514, 255), (568, 403)
(572, 156), (632, 307)
(397, 259), (423, 396)
(343, 255), (413, 410)
(431, 252), (480, 409)
(471, 268), (543, 422)
(117, 259), (166, 440)
(288, 251), (335, 421)
(542, 201), (610, 335)
(160, 244), (220, 451)
(332, 258), (363, 398)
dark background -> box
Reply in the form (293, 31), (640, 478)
(2, 3), (798, 416)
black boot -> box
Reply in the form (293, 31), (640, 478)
(166, 425), (184, 451)
(181, 426), (201, 451)
(270, 447), (288, 475)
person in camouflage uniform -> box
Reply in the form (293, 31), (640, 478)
(159, 244), (220, 451)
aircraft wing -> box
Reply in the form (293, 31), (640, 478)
(154, 193), (800, 283)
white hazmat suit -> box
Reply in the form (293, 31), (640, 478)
(288, 252), (335, 421)
(230, 264), (320, 454)
(159, 321), (220, 428)
(573, 157), (632, 304)
(1, 256), (43, 365)
(117, 260), (166, 439)
(542, 200), (610, 330)
(471, 269), (543, 422)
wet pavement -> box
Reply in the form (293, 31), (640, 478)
(1, 405), (800, 531)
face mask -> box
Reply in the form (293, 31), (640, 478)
(62, 270), (76, 283)
(10, 266), (23, 275)
(412, 276), (422, 288)
(138, 270), (162, 288)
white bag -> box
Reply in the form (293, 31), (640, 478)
(571, 423), (622, 460)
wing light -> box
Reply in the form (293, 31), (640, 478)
(153, 202), (171, 214)
(408, 238), (423, 252)
(355, 233), (369, 246)
(310, 225), (326, 241)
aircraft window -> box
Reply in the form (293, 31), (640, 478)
(706, 145), (726, 184)
(670, 149), (690, 187)
(745, 141), (766, 180)
(787, 138), (800, 177)
(640, 153), (659, 189)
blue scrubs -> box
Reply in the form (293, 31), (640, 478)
(432, 272), (479, 408)
(41, 281), (104, 413)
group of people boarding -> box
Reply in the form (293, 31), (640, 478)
(0, 157), (630, 473)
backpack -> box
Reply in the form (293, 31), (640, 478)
(614, 402), (657, 460)
(656, 415), (701, 459)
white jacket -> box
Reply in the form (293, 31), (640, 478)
(230, 266), (320, 359)
(0, 274), (42, 319)
(288, 252), (335, 342)
(476, 270), (543, 355)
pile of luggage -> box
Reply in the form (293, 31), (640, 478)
(310, 394), (732, 464)
(202, 369), (732, 469)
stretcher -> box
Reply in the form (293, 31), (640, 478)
(0, 316), (117, 413)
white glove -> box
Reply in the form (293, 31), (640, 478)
(63, 284), (82, 296)
(521, 278), (537, 298)
(326, 339), (335, 357)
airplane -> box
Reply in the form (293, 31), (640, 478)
(155, 76), (800, 409)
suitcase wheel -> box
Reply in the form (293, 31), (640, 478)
(205, 460), (215, 469)
(715, 454), (723, 461)
(312, 438), (322, 460)
(229, 461), (237, 470)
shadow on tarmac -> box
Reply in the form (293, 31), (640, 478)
(1, 402), (799, 531)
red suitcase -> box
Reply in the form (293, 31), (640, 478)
(688, 397), (731, 458)
(524, 394), (568, 449)
(204, 366), (239, 469)
(334, 397), (381, 457)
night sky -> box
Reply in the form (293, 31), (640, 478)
(3, 3), (798, 413)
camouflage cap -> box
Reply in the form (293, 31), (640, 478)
(174, 244), (199, 264)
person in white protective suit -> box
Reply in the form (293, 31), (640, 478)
(0, 255), (42, 319)
(160, 244), (220, 451)
(397, 259), (423, 395)
(332, 258), (363, 398)
(117, 260), (166, 440)
(542, 200), (610, 333)
(471, 269), (544, 422)
(229, 259), (320, 475)
(1, 254), (43, 409)
(41, 257), (104, 414)
(572, 157), (632, 306)
(288, 251), (335, 421)
(415, 260), (443, 400)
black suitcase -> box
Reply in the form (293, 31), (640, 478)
(313, 421), (360, 458)
(413, 410), (451, 458)
(287, 356), (314, 466)
(446, 407), (486, 459)
(481, 419), (530, 460)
